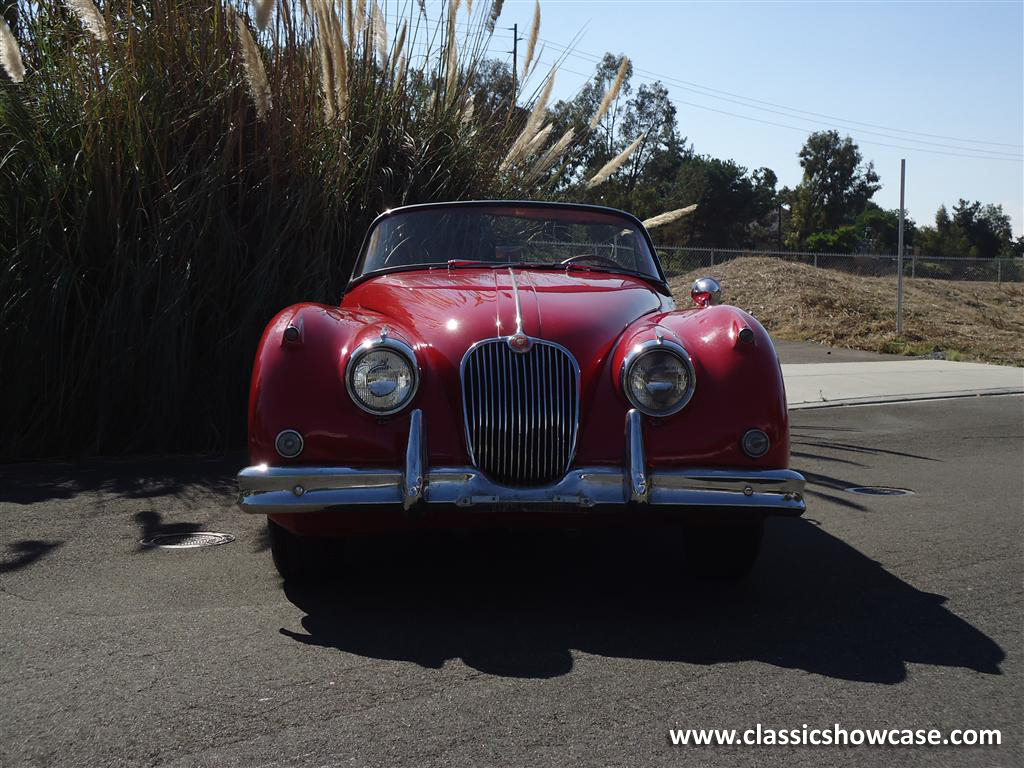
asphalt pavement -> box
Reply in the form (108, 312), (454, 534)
(1, 396), (1022, 768)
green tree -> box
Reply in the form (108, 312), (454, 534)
(618, 81), (681, 195)
(855, 204), (916, 253)
(805, 226), (861, 253)
(587, 54), (634, 161)
(664, 156), (778, 247)
(548, 53), (633, 186)
(788, 131), (880, 247)
(469, 59), (516, 122)
(916, 201), (1016, 259)
(550, 53), (689, 213)
(951, 200), (1013, 259)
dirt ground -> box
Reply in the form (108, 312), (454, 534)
(669, 257), (1024, 367)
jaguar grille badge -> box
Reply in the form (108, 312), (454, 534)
(508, 333), (532, 353)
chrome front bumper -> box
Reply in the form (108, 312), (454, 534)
(237, 409), (806, 515)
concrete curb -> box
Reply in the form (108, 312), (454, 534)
(782, 359), (1024, 411)
(789, 388), (1023, 410)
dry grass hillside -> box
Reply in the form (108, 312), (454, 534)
(668, 258), (1024, 367)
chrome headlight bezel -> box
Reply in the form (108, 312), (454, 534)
(345, 336), (420, 416)
(620, 337), (696, 417)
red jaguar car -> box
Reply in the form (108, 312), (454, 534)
(237, 201), (805, 582)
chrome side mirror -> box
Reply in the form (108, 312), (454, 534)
(691, 277), (722, 308)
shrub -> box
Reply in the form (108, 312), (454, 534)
(0, 0), (583, 458)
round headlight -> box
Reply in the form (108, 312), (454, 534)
(346, 343), (418, 415)
(622, 341), (695, 417)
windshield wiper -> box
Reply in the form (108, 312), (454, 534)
(440, 260), (540, 269)
(434, 259), (634, 276)
(445, 259), (496, 268)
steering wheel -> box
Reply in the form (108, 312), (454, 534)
(559, 253), (622, 269)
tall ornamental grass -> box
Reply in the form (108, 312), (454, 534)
(0, 0), (604, 459)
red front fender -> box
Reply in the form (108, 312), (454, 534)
(576, 304), (790, 469)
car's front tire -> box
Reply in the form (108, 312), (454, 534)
(682, 519), (764, 580)
(267, 519), (341, 585)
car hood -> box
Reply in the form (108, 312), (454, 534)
(344, 268), (669, 371)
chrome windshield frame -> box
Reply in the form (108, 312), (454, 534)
(345, 200), (671, 295)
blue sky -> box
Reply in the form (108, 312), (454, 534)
(439, 0), (1024, 234)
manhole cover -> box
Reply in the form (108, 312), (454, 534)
(140, 532), (235, 549)
(844, 486), (915, 497)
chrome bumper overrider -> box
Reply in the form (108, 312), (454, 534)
(237, 409), (806, 515)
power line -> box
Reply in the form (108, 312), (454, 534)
(535, 38), (1023, 156)
(395, 17), (1023, 161)
(665, 95), (1023, 162)
(453, 18), (1021, 153)
(530, 57), (1022, 163)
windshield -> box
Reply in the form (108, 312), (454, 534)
(355, 205), (662, 281)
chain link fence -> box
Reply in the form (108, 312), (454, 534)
(655, 246), (1024, 283)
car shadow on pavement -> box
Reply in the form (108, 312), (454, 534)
(790, 426), (941, 466)
(789, 427), (940, 512)
(279, 520), (1005, 683)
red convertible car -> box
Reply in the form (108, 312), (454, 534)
(238, 201), (805, 581)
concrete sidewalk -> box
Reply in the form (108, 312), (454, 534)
(782, 359), (1024, 409)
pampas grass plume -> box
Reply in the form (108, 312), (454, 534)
(585, 133), (644, 189)
(356, 0), (367, 32)
(642, 204), (698, 229)
(522, 123), (552, 157)
(310, 0), (336, 120)
(255, 0), (275, 30)
(590, 57), (628, 130)
(371, 2), (387, 64)
(500, 65), (556, 170)
(392, 54), (408, 94)
(444, 0), (459, 99)
(389, 20), (407, 78)
(487, 0), (504, 32)
(520, 0), (539, 81)
(525, 127), (575, 183)
(67, 0), (108, 42)
(0, 19), (25, 83)
(235, 15), (273, 121)
(345, 0), (356, 51)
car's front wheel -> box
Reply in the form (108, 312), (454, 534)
(266, 519), (341, 585)
(681, 519), (764, 579)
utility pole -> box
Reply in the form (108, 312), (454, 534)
(897, 159), (906, 336)
(507, 24), (523, 98)
(777, 204), (783, 251)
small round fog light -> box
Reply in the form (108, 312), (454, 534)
(741, 429), (770, 458)
(275, 429), (304, 458)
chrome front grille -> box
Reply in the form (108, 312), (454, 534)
(461, 339), (580, 486)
